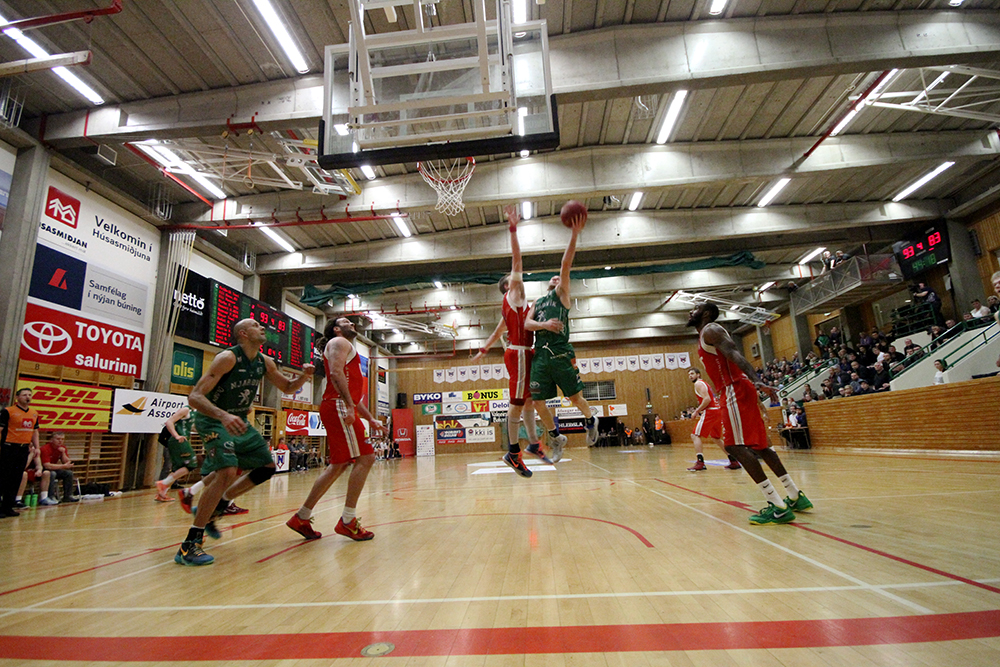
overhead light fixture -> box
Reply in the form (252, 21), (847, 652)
(757, 177), (791, 207)
(758, 281), (776, 291)
(628, 192), (643, 211)
(0, 19), (104, 105)
(948, 0), (964, 5)
(708, 0), (728, 15)
(255, 223), (296, 253)
(393, 328), (402, 334)
(521, 201), (532, 220)
(360, 165), (376, 180)
(604, 266), (612, 270)
(252, 0), (310, 73)
(798, 247), (827, 265)
(655, 90), (688, 144)
(892, 161), (955, 202)
(513, 0), (527, 24)
(434, 281), (444, 289)
(334, 124), (350, 136)
(391, 213), (412, 238)
(730, 305), (740, 311)
(520, 150), (530, 158)
(449, 305), (458, 310)
(136, 143), (227, 200)
(830, 69), (898, 136)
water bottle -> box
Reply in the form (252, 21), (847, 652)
(27, 493), (37, 507)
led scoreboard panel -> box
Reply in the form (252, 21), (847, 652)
(892, 224), (951, 280)
(207, 280), (316, 369)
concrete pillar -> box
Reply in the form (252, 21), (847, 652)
(947, 219), (986, 313)
(243, 273), (261, 300)
(788, 300), (814, 361)
(0, 145), (50, 400)
(756, 325), (775, 365)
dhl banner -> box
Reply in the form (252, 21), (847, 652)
(25, 379), (113, 432)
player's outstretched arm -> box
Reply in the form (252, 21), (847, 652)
(557, 216), (584, 306)
(263, 355), (315, 395)
(703, 323), (776, 398)
(189, 350), (245, 434)
(473, 319), (507, 361)
(505, 205), (527, 308)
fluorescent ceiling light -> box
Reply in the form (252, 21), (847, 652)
(757, 178), (791, 207)
(256, 224), (296, 253)
(798, 247), (827, 265)
(830, 69), (898, 137)
(434, 281), (444, 289)
(520, 150), (530, 158)
(0, 21), (104, 105)
(911, 71), (950, 105)
(892, 161), (955, 202)
(758, 281), (776, 291)
(708, 0), (728, 15)
(655, 90), (688, 144)
(948, 0), (963, 5)
(604, 266), (612, 270)
(360, 165), (376, 180)
(391, 213), (412, 238)
(393, 328), (402, 334)
(347, 294), (357, 299)
(628, 192), (643, 211)
(513, 0), (527, 24)
(334, 124), (350, 136)
(521, 201), (532, 220)
(450, 305), (458, 310)
(730, 305), (740, 311)
(136, 143), (227, 200)
(252, 0), (310, 73)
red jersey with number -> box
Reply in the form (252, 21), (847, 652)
(502, 292), (533, 348)
(698, 329), (748, 389)
(323, 344), (365, 404)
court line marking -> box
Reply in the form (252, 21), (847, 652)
(576, 459), (931, 614)
(2, 579), (989, 615)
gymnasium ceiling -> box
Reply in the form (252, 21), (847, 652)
(2, 1), (1000, 350)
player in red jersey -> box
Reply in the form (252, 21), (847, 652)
(473, 206), (561, 477)
(688, 303), (812, 525)
(686, 368), (741, 471)
(287, 316), (386, 541)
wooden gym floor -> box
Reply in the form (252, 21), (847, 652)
(2, 443), (1000, 666)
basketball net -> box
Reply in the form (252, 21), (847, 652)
(417, 157), (475, 216)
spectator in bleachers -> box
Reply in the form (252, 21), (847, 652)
(886, 345), (905, 365)
(988, 295), (1000, 314)
(40, 432), (78, 503)
(828, 326), (842, 348)
(848, 372), (863, 394)
(871, 362), (891, 392)
(289, 438), (307, 471)
(970, 299), (991, 319)
(832, 250), (850, 267)
(902, 338), (921, 355)
(913, 282), (943, 324)
(933, 359), (948, 385)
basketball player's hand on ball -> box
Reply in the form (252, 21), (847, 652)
(542, 318), (564, 333)
(222, 413), (247, 435)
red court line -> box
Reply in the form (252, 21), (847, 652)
(655, 478), (1000, 597)
(2, 610), (999, 660)
(256, 512), (654, 562)
(655, 478), (752, 510)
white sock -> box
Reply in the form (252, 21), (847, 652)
(297, 507), (312, 520)
(779, 474), (800, 500)
(15, 495), (21, 501)
(162, 473), (178, 486)
(757, 480), (786, 508)
(40, 492), (48, 500)
(342, 506), (357, 523)
(190, 480), (205, 495)
(222, 493), (232, 502)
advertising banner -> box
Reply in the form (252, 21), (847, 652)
(416, 424), (435, 456)
(307, 411), (326, 436)
(20, 302), (145, 377)
(174, 270), (210, 343)
(285, 409), (309, 436)
(466, 427), (495, 443)
(413, 392), (442, 404)
(608, 404), (628, 416)
(393, 408), (415, 456)
(434, 414), (492, 429)
(171, 343), (202, 386)
(420, 403), (442, 415)
(111, 389), (188, 433)
(28, 379), (112, 432)
(441, 401), (473, 415)
(436, 428), (465, 444)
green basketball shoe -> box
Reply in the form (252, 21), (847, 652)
(785, 492), (813, 513)
(748, 502), (796, 525)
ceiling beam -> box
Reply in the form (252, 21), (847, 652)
(27, 11), (1000, 147)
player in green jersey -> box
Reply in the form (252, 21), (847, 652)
(174, 318), (314, 566)
(154, 406), (197, 501)
(525, 206), (599, 450)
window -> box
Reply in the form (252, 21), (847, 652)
(582, 380), (616, 401)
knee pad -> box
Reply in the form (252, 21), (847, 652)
(248, 466), (275, 485)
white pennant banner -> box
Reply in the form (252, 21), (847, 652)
(652, 353), (664, 370)
(678, 352), (691, 369)
(639, 355), (653, 371)
(627, 356), (640, 372)
(433, 369), (445, 384)
(665, 354), (678, 370)
(446, 368), (457, 383)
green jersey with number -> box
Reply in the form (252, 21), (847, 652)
(533, 289), (572, 351)
(172, 414), (194, 442)
(207, 345), (265, 416)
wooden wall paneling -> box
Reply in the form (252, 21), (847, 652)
(769, 315), (798, 361)
(804, 376), (1000, 450)
(742, 329), (759, 361)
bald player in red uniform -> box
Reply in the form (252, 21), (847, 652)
(287, 316), (386, 540)
(686, 368), (741, 471)
(474, 206), (562, 477)
(688, 302), (812, 525)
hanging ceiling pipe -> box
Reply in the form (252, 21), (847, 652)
(2, 0), (123, 31)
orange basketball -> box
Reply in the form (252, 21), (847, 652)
(560, 200), (587, 228)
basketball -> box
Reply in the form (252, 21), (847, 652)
(560, 200), (587, 228)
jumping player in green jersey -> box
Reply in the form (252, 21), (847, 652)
(524, 205), (599, 450)
(174, 318), (314, 566)
(154, 406), (197, 501)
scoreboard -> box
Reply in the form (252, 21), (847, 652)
(206, 280), (315, 369)
(892, 224), (951, 280)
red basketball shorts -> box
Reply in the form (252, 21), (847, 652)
(320, 398), (373, 464)
(692, 408), (722, 440)
(505, 346), (533, 406)
(718, 379), (770, 450)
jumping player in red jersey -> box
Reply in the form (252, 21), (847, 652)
(688, 302), (812, 524)
(686, 368), (741, 471)
(287, 316), (386, 541)
(473, 205), (561, 477)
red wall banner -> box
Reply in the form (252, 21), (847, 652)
(285, 409), (309, 436)
(392, 408), (415, 456)
(20, 302), (145, 377)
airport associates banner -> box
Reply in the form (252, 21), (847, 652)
(111, 389), (188, 434)
(25, 379), (113, 432)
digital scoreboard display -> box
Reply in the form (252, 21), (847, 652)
(892, 224), (950, 280)
(206, 280), (316, 369)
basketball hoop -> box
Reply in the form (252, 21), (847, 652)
(417, 157), (475, 216)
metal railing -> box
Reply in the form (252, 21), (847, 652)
(790, 253), (900, 313)
(889, 318), (998, 380)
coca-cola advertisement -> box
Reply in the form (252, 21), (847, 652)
(285, 408), (309, 435)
